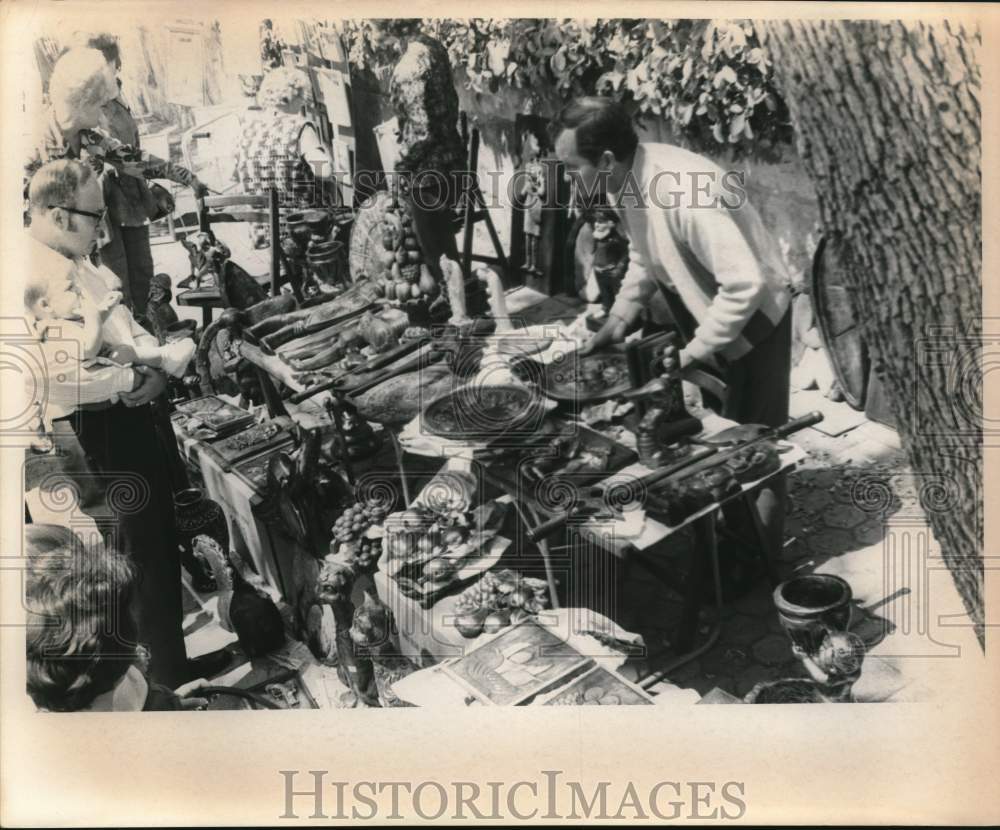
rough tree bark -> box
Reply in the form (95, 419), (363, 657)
(758, 20), (983, 643)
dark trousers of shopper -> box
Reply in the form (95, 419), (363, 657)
(68, 403), (188, 687)
(102, 224), (155, 318)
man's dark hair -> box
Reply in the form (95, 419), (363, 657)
(553, 97), (639, 165)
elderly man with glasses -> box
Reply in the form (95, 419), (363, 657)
(24, 159), (228, 689)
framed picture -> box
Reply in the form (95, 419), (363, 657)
(174, 396), (256, 437)
(207, 421), (294, 466)
(442, 619), (591, 706)
(541, 665), (655, 706)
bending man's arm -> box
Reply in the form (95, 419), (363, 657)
(671, 205), (765, 366)
(608, 233), (657, 327)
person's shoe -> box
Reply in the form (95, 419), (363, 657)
(182, 648), (232, 682)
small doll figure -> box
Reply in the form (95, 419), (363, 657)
(590, 207), (630, 312)
(518, 130), (546, 276)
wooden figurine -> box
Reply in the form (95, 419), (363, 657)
(316, 555), (381, 707)
(145, 273), (179, 344)
(518, 130), (546, 277)
(590, 208), (630, 312)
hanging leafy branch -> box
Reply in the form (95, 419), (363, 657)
(337, 18), (793, 160)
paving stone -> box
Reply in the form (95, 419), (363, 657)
(663, 658), (703, 685)
(830, 476), (862, 505)
(729, 586), (774, 617)
(752, 633), (794, 666)
(721, 614), (769, 646)
(808, 528), (856, 558)
(765, 614), (788, 635)
(824, 504), (868, 530)
(798, 469), (841, 490)
(779, 538), (811, 564)
(784, 513), (808, 539)
(796, 488), (837, 516)
(853, 520), (887, 547)
(701, 643), (751, 677)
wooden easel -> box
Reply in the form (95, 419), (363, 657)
(455, 114), (511, 285)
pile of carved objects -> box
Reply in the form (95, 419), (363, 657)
(650, 442), (782, 526)
(370, 201), (443, 316)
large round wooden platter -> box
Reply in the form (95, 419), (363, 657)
(542, 351), (631, 403)
(349, 190), (396, 283)
(811, 235), (869, 410)
(422, 384), (543, 442)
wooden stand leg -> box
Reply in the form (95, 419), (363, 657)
(255, 368), (288, 418)
(743, 489), (781, 587)
(638, 512), (724, 690)
(510, 497), (561, 610)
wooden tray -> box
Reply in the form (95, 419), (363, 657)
(540, 351), (631, 403)
(174, 395), (255, 437)
(487, 419), (638, 493)
(539, 664), (655, 705)
(206, 421), (295, 466)
(390, 532), (511, 609)
(441, 619), (592, 706)
(422, 384), (545, 442)
(231, 442), (296, 493)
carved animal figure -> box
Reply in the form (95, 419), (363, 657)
(195, 535), (285, 658)
(178, 232), (268, 310)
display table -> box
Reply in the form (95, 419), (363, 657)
(190, 289), (811, 696)
(170, 394), (330, 598)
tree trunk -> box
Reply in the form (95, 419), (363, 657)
(757, 20), (983, 643)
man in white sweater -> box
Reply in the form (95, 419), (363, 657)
(554, 97), (793, 585)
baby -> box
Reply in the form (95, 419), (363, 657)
(25, 269), (177, 368)
(25, 268), (194, 439)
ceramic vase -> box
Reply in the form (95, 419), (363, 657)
(174, 487), (229, 593)
(773, 574), (853, 656)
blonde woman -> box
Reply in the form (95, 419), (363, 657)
(234, 65), (340, 247)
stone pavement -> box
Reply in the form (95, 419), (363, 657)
(622, 401), (983, 703)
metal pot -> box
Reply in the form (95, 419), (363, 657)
(773, 574), (853, 654)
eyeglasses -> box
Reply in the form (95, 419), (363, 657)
(48, 205), (107, 224)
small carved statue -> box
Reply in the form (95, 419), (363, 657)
(590, 208), (630, 312)
(145, 273), (179, 344)
(315, 555), (381, 707)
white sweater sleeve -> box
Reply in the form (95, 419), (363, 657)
(674, 205), (766, 364)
